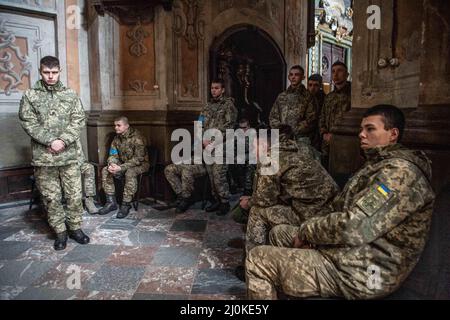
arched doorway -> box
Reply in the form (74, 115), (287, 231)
(210, 25), (286, 128)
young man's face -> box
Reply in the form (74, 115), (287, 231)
(114, 121), (129, 135)
(332, 65), (348, 85)
(210, 82), (225, 99)
(239, 121), (250, 132)
(359, 115), (399, 150)
(307, 80), (321, 95)
(288, 68), (304, 87)
(40, 66), (60, 86)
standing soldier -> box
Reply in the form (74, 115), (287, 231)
(164, 163), (207, 213)
(19, 56), (89, 250)
(202, 79), (238, 215)
(307, 74), (326, 152)
(76, 139), (98, 214)
(269, 65), (317, 157)
(319, 61), (351, 166)
(98, 117), (149, 219)
(246, 105), (435, 300)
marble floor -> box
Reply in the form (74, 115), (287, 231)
(0, 196), (247, 300)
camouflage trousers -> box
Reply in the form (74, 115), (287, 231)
(102, 164), (149, 202)
(296, 136), (321, 161)
(34, 163), (83, 234)
(206, 163), (230, 202)
(246, 224), (343, 300)
(80, 162), (96, 197)
(164, 163), (207, 199)
(245, 205), (303, 255)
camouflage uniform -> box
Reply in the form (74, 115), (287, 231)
(19, 80), (85, 234)
(245, 138), (339, 254)
(76, 139), (96, 197)
(319, 81), (351, 156)
(102, 127), (149, 202)
(269, 85), (317, 157)
(246, 144), (435, 300)
(233, 133), (256, 196)
(310, 90), (326, 152)
(202, 96), (238, 202)
(164, 163), (207, 199)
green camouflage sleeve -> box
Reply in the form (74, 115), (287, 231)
(107, 138), (120, 165)
(269, 97), (281, 129)
(295, 95), (317, 135)
(120, 135), (148, 171)
(251, 167), (280, 207)
(299, 161), (434, 246)
(18, 93), (57, 146)
(222, 99), (238, 132)
(59, 96), (86, 146)
(319, 98), (328, 134)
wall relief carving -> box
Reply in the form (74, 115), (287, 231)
(173, 0), (205, 50)
(126, 21), (149, 57)
(0, 20), (31, 96)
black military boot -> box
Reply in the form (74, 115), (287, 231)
(117, 202), (131, 219)
(216, 202), (230, 216)
(205, 201), (220, 212)
(54, 231), (68, 251)
(69, 229), (90, 244)
(98, 195), (118, 215)
(175, 197), (193, 213)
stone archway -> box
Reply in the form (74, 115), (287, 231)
(209, 24), (286, 128)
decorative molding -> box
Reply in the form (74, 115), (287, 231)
(173, 0), (205, 50)
(0, 19), (32, 96)
(287, 1), (302, 60)
(182, 80), (198, 98)
(218, 0), (234, 13)
(128, 80), (148, 93)
(126, 21), (149, 57)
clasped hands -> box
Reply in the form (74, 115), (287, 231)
(47, 139), (66, 154)
(292, 234), (315, 249)
(107, 163), (122, 175)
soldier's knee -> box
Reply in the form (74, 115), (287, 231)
(125, 169), (137, 178)
(101, 166), (109, 176)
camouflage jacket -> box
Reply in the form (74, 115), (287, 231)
(319, 81), (351, 134)
(107, 127), (150, 171)
(299, 144), (435, 299)
(18, 80), (86, 167)
(202, 96), (238, 136)
(251, 138), (339, 222)
(269, 85), (317, 138)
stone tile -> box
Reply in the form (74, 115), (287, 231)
(170, 220), (207, 233)
(198, 248), (244, 269)
(70, 290), (134, 300)
(191, 269), (246, 295)
(175, 210), (209, 221)
(16, 242), (76, 262)
(132, 293), (188, 300)
(3, 229), (52, 243)
(14, 287), (80, 300)
(0, 241), (33, 260)
(0, 286), (26, 300)
(100, 217), (140, 231)
(0, 226), (22, 240)
(207, 220), (244, 233)
(127, 230), (167, 246)
(32, 262), (102, 290)
(106, 246), (158, 266)
(151, 247), (201, 267)
(203, 230), (245, 248)
(62, 244), (116, 264)
(86, 265), (146, 292)
(81, 216), (111, 229)
(0, 260), (55, 286)
(143, 209), (178, 220)
(162, 232), (204, 248)
(136, 267), (196, 295)
(135, 219), (174, 232)
(88, 228), (133, 246)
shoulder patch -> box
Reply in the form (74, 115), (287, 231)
(356, 181), (394, 217)
(109, 148), (119, 156)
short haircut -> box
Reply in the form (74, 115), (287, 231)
(40, 56), (60, 69)
(332, 61), (348, 71)
(239, 118), (250, 125)
(363, 105), (405, 141)
(308, 74), (323, 85)
(211, 78), (225, 88)
(290, 65), (305, 74)
(114, 116), (129, 125)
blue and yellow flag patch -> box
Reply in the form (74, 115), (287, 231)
(109, 148), (119, 156)
(356, 181), (394, 217)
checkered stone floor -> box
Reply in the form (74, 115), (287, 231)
(0, 197), (246, 300)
